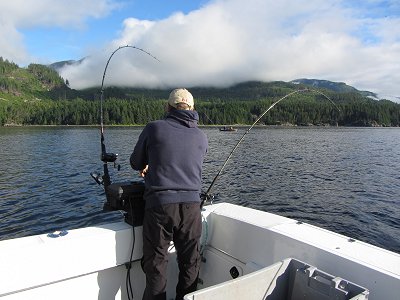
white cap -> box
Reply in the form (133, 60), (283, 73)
(168, 88), (194, 110)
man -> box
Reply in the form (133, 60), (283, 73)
(130, 88), (208, 300)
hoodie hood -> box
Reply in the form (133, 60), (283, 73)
(166, 109), (199, 128)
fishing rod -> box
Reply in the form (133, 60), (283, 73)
(90, 45), (159, 224)
(200, 88), (341, 206)
(98, 45), (160, 175)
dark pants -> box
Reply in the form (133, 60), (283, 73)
(142, 202), (202, 300)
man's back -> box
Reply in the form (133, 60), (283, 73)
(130, 109), (208, 208)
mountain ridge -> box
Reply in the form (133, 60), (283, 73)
(291, 78), (378, 99)
(47, 58), (383, 100)
(1, 58), (400, 127)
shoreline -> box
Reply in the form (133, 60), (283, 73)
(2, 124), (399, 128)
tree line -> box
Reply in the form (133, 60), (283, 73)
(1, 94), (399, 126)
(0, 58), (399, 126)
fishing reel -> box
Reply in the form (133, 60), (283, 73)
(101, 152), (118, 163)
(91, 151), (119, 185)
(200, 192), (215, 208)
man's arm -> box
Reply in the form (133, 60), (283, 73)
(130, 128), (148, 171)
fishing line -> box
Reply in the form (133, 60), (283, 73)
(201, 111), (215, 125)
(201, 88), (340, 206)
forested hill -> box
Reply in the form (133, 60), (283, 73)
(1, 57), (399, 126)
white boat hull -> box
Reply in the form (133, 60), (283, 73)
(0, 203), (399, 299)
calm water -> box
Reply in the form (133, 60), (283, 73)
(0, 126), (399, 253)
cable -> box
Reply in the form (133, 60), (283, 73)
(200, 213), (208, 256)
(126, 200), (135, 300)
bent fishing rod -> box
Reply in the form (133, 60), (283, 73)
(200, 88), (341, 206)
(91, 45), (159, 188)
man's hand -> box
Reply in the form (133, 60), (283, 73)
(140, 165), (149, 177)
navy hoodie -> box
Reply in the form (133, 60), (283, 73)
(130, 109), (208, 209)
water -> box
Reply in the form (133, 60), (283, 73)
(0, 126), (399, 254)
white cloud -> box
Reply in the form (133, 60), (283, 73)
(0, 21), (31, 64)
(0, 0), (119, 64)
(59, 0), (400, 102)
(0, 0), (118, 27)
(1, 0), (399, 101)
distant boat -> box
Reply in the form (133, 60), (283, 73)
(219, 126), (237, 132)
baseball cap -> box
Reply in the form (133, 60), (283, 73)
(168, 88), (194, 109)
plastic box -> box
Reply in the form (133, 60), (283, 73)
(184, 258), (369, 300)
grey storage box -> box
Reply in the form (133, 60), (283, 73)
(184, 258), (369, 300)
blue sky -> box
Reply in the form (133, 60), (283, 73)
(0, 0), (399, 102)
(19, 1), (207, 63)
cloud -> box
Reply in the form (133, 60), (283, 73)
(59, 0), (399, 102)
(0, 0), (119, 64)
(0, 0), (118, 27)
(0, 21), (30, 64)
(1, 0), (399, 101)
